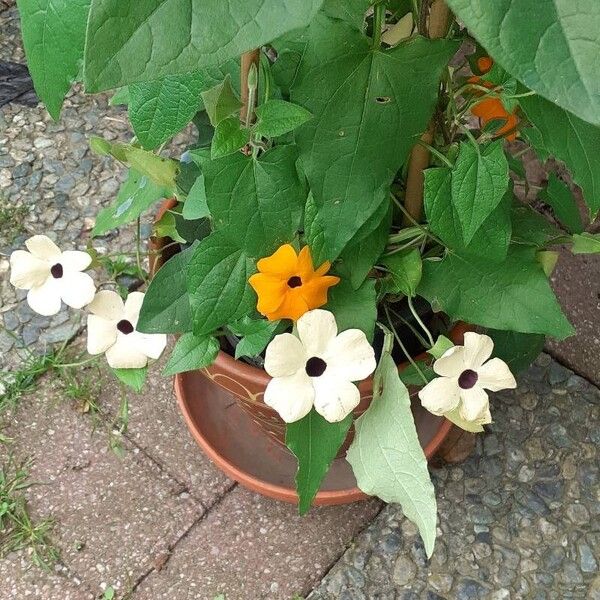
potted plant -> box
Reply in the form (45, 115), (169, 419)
(10, 0), (600, 557)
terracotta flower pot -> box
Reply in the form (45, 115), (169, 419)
(151, 199), (461, 505)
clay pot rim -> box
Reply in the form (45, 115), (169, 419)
(213, 321), (471, 394)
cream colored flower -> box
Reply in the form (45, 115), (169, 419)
(9, 235), (95, 316)
(87, 290), (167, 369)
(264, 309), (376, 423)
(418, 332), (517, 422)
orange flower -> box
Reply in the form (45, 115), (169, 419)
(467, 56), (519, 141)
(249, 244), (340, 321)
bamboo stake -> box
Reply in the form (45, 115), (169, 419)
(403, 0), (451, 223)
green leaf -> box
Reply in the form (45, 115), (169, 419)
(93, 169), (168, 236)
(154, 212), (186, 244)
(572, 232), (600, 254)
(323, 0), (370, 28)
(187, 229), (256, 335)
(399, 361), (436, 386)
(286, 410), (352, 515)
(445, 0), (600, 126)
(84, 0), (324, 91)
(450, 141), (509, 244)
(138, 244), (196, 334)
(254, 99), (312, 138)
(487, 329), (545, 373)
(425, 167), (512, 263)
(203, 146), (305, 255)
(89, 137), (179, 190)
(539, 174), (584, 234)
(228, 317), (280, 359)
(128, 64), (239, 149)
(347, 333), (438, 557)
(163, 333), (219, 375)
(292, 28), (458, 261)
(201, 75), (243, 127)
(418, 247), (574, 339)
(510, 202), (561, 247)
(428, 335), (454, 360)
(380, 249), (422, 297)
(16, 0), (91, 118)
(520, 93), (600, 216)
(182, 174), (210, 221)
(325, 278), (377, 342)
(336, 201), (393, 290)
(112, 367), (147, 392)
(537, 250), (559, 277)
(110, 86), (130, 106)
(211, 117), (251, 159)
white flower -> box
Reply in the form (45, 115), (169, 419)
(263, 309), (376, 423)
(9, 235), (96, 316)
(418, 332), (517, 422)
(87, 290), (167, 369)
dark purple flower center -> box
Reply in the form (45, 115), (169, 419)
(117, 319), (134, 335)
(50, 263), (64, 279)
(287, 276), (302, 288)
(305, 356), (327, 377)
(458, 369), (478, 389)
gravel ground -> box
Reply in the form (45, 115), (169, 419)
(0, 5), (190, 371)
(309, 354), (600, 599)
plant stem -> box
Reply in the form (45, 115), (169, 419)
(241, 49), (260, 126)
(384, 305), (429, 385)
(407, 296), (435, 347)
(135, 217), (147, 283)
(416, 139), (453, 167)
(372, 2), (385, 49)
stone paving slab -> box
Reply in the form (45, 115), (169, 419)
(2, 377), (205, 598)
(0, 553), (94, 600)
(309, 355), (600, 599)
(97, 352), (234, 509)
(103, 361), (233, 507)
(548, 249), (600, 388)
(134, 487), (381, 600)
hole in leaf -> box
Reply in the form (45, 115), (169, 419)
(375, 96), (392, 104)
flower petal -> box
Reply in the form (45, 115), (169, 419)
(459, 385), (490, 421)
(9, 250), (50, 289)
(105, 335), (150, 369)
(324, 329), (376, 381)
(124, 291), (145, 325)
(263, 288), (309, 321)
(459, 386), (490, 421)
(130, 331), (167, 360)
(418, 376), (461, 415)
(477, 358), (517, 391)
(25, 235), (61, 261)
(26, 279), (63, 316)
(299, 275), (339, 310)
(297, 309), (337, 357)
(59, 271), (96, 309)
(433, 346), (466, 377)
(264, 333), (306, 377)
(313, 375), (360, 422)
(60, 250), (92, 272)
(264, 370), (314, 423)
(88, 290), (125, 319)
(87, 315), (118, 355)
(463, 332), (494, 369)
(249, 273), (288, 315)
(256, 244), (298, 278)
